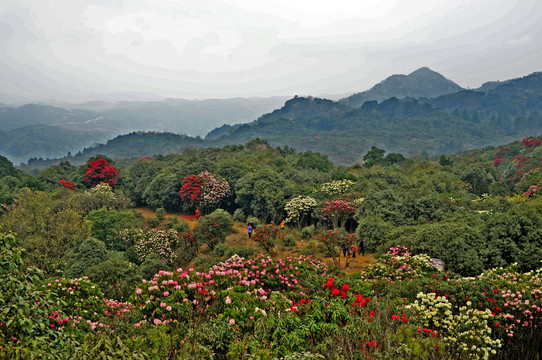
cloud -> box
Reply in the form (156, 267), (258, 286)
(0, 0), (540, 102)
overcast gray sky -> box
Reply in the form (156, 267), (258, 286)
(1, 0), (541, 103)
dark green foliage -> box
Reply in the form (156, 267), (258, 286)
(86, 208), (144, 250)
(388, 222), (485, 276)
(140, 254), (168, 280)
(283, 235), (296, 247)
(301, 226), (313, 239)
(355, 215), (392, 252)
(0, 231), (70, 358)
(363, 146), (386, 167)
(64, 238), (109, 278)
(155, 207), (167, 220)
(481, 208), (542, 271)
(462, 166), (494, 196)
(173, 219), (190, 233)
(143, 172), (181, 211)
(235, 169), (293, 223)
(0, 155), (22, 178)
(147, 217), (160, 228)
(232, 208), (246, 222)
(36, 161), (79, 191)
(85, 258), (141, 300)
(194, 209), (234, 250)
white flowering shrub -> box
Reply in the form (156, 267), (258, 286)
(284, 196), (317, 229)
(135, 228), (179, 263)
(318, 180), (355, 197)
(407, 292), (501, 360)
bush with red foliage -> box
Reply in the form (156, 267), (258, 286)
(82, 158), (119, 188)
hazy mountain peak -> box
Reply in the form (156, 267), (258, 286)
(340, 67), (463, 108)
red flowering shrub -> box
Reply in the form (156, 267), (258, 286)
(252, 224), (282, 253)
(319, 194), (361, 228)
(179, 172), (230, 208)
(179, 175), (203, 203)
(520, 136), (542, 148)
(82, 158), (119, 188)
(59, 179), (75, 191)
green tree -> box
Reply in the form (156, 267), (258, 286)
(363, 146), (385, 167)
(194, 209), (234, 250)
(235, 169), (293, 223)
(86, 208), (144, 250)
(143, 172), (181, 211)
(64, 237), (109, 278)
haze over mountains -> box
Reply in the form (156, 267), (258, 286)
(2, 67), (542, 167)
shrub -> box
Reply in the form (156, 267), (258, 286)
(213, 243), (255, 258)
(246, 216), (260, 227)
(155, 207), (167, 220)
(301, 226), (314, 239)
(64, 238), (109, 278)
(140, 254), (169, 280)
(0, 231), (71, 357)
(135, 228), (179, 263)
(233, 208), (246, 222)
(173, 219), (190, 233)
(283, 235), (296, 247)
(164, 216), (178, 229)
(252, 224), (282, 253)
(147, 217), (160, 228)
(193, 254), (220, 272)
(85, 258), (141, 300)
(194, 209), (234, 250)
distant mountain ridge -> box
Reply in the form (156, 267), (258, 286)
(5, 68), (542, 168)
(208, 70), (542, 164)
(340, 67), (464, 107)
(0, 96), (288, 164)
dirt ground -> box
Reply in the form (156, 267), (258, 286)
(134, 207), (376, 273)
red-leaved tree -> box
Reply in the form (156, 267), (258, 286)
(82, 158), (119, 188)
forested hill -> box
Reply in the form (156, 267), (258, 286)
(208, 92), (542, 164)
(8, 70), (542, 168)
(339, 67), (464, 108)
(23, 132), (203, 170)
(424, 71), (542, 113)
(0, 97), (288, 164)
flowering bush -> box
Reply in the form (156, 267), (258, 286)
(252, 224), (282, 253)
(179, 171), (230, 208)
(359, 246), (438, 283)
(193, 209), (233, 250)
(41, 277), (106, 323)
(284, 196), (317, 229)
(199, 171), (231, 206)
(59, 179), (75, 191)
(179, 175), (203, 203)
(319, 195), (361, 228)
(520, 136), (542, 148)
(407, 292), (502, 360)
(130, 255), (329, 328)
(135, 228), (179, 263)
(82, 158), (119, 188)
(318, 180), (355, 197)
